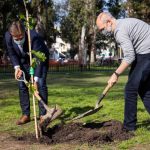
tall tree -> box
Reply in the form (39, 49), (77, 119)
(107, 0), (126, 18)
(59, 0), (126, 63)
(0, 0), (57, 51)
(60, 0), (86, 60)
(125, 0), (150, 23)
(103, 0), (125, 57)
(30, 0), (56, 45)
(60, 0), (105, 63)
(86, 0), (106, 63)
(0, 0), (19, 49)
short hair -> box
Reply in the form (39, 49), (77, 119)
(99, 12), (115, 23)
(8, 20), (25, 35)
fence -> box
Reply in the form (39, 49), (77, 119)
(0, 60), (120, 74)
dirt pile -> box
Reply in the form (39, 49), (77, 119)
(13, 120), (134, 145)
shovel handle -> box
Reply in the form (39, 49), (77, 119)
(95, 84), (112, 108)
(34, 92), (50, 111)
(102, 84), (112, 95)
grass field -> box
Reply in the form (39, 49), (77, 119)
(0, 71), (150, 150)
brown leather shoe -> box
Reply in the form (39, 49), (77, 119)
(16, 115), (30, 125)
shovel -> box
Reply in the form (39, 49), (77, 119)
(72, 84), (112, 120)
(34, 93), (63, 124)
(16, 71), (53, 114)
(17, 71), (63, 129)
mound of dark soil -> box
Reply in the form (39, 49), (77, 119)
(13, 120), (134, 145)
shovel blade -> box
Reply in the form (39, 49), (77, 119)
(40, 105), (63, 131)
(72, 105), (103, 121)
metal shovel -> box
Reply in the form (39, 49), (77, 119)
(17, 71), (63, 127)
(72, 84), (112, 120)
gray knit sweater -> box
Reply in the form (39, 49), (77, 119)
(114, 18), (150, 64)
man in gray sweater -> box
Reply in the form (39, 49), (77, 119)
(96, 12), (150, 131)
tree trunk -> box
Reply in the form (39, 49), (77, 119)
(89, 0), (96, 64)
(79, 25), (86, 65)
(35, 4), (46, 40)
(45, 1), (48, 31)
(78, 25), (87, 71)
(81, 25), (87, 65)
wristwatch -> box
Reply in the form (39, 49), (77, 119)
(114, 71), (120, 77)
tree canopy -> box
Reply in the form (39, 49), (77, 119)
(0, 0), (56, 49)
(0, 0), (149, 62)
(125, 0), (150, 23)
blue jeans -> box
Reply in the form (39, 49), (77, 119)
(124, 53), (150, 130)
(18, 65), (48, 116)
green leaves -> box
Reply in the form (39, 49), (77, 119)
(19, 14), (36, 30)
(26, 82), (36, 94)
(31, 58), (37, 68)
(26, 50), (47, 94)
(125, 0), (150, 23)
(31, 50), (46, 68)
(32, 50), (46, 62)
(19, 14), (26, 20)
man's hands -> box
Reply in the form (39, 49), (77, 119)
(107, 60), (130, 87)
(15, 67), (23, 80)
(108, 73), (119, 87)
(15, 67), (40, 97)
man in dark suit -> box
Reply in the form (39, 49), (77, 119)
(5, 20), (49, 125)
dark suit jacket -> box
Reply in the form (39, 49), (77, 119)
(5, 30), (49, 78)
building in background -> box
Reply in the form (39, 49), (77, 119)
(49, 36), (71, 62)
(52, 36), (70, 54)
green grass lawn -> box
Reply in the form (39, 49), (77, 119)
(0, 72), (150, 149)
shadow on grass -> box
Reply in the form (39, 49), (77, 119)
(0, 72), (126, 110)
(48, 71), (129, 79)
(137, 108), (146, 113)
(1, 72), (127, 91)
(69, 106), (94, 114)
(60, 106), (94, 120)
(137, 119), (150, 130)
(0, 73), (13, 79)
(46, 73), (127, 91)
(0, 100), (19, 108)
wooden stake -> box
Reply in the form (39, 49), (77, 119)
(23, 0), (39, 140)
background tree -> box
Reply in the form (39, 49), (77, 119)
(95, 0), (125, 60)
(60, 0), (86, 60)
(0, 0), (56, 52)
(31, 0), (57, 46)
(0, 0), (19, 49)
(87, 0), (106, 63)
(107, 0), (126, 18)
(125, 0), (150, 23)
(60, 0), (126, 64)
(60, 0), (106, 64)
(106, 0), (126, 57)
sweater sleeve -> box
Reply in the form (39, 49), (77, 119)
(115, 30), (135, 64)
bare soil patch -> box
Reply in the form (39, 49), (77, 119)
(11, 120), (134, 145)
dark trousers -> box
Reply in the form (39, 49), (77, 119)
(124, 53), (150, 131)
(18, 65), (48, 116)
